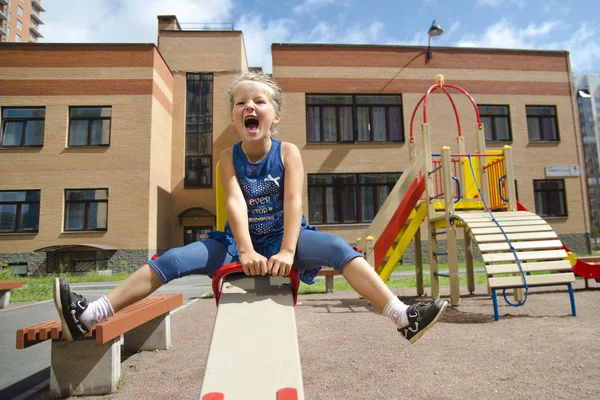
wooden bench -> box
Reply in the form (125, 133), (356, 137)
(0, 280), (23, 309)
(485, 260), (576, 321)
(317, 268), (340, 293)
(16, 293), (183, 397)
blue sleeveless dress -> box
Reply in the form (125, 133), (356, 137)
(207, 139), (320, 284)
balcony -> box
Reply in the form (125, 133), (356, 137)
(30, 25), (43, 38)
(31, 12), (44, 25)
(0, 0), (8, 6)
(0, 23), (6, 36)
(0, 8), (7, 21)
(31, 0), (45, 12)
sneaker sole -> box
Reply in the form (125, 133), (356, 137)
(408, 300), (448, 344)
(52, 278), (73, 342)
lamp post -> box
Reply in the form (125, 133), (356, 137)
(427, 19), (444, 62)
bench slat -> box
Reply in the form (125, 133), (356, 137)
(474, 231), (558, 243)
(485, 260), (572, 275)
(479, 240), (563, 252)
(483, 249), (567, 263)
(470, 225), (553, 235)
(0, 281), (24, 290)
(96, 293), (182, 344)
(16, 294), (182, 349)
(488, 272), (575, 288)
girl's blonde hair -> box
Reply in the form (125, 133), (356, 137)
(228, 71), (284, 116)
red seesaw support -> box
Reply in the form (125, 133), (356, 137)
(200, 262), (304, 400)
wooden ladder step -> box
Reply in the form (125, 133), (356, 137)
(474, 231), (558, 243)
(479, 239), (564, 252)
(470, 225), (553, 235)
(485, 260), (572, 275)
(483, 249), (568, 263)
(488, 272), (575, 289)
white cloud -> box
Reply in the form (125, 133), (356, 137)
(455, 18), (599, 73)
(455, 18), (559, 49)
(293, 0), (337, 15)
(292, 20), (385, 44)
(476, 0), (525, 8)
(236, 15), (293, 73)
(41, 0), (235, 43)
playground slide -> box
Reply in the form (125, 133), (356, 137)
(358, 152), (426, 268)
(516, 201), (600, 279)
(200, 263), (304, 400)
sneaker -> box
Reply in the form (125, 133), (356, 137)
(52, 278), (90, 341)
(398, 298), (448, 344)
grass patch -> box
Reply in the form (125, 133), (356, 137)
(299, 272), (487, 294)
(1, 267), (131, 303)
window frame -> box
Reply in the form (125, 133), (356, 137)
(64, 189), (109, 232)
(533, 179), (567, 218)
(526, 105), (560, 142)
(183, 225), (212, 245)
(306, 94), (405, 144)
(0, 190), (41, 233)
(68, 106), (112, 147)
(308, 172), (402, 225)
(185, 73), (214, 188)
(478, 104), (512, 142)
(1, 106), (46, 147)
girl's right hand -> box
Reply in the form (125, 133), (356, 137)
(239, 250), (268, 276)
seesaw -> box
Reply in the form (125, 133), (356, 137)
(200, 262), (304, 400)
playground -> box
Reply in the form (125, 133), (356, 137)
(26, 279), (600, 400)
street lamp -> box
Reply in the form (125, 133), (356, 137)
(427, 19), (444, 61)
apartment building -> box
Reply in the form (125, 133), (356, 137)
(574, 73), (600, 241)
(0, 0), (44, 43)
(0, 15), (591, 276)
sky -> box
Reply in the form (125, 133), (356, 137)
(40, 0), (600, 75)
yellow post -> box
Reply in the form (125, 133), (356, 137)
(442, 146), (460, 306)
(365, 236), (375, 269)
(502, 145), (517, 211)
(215, 161), (227, 231)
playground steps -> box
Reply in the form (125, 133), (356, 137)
(454, 211), (576, 320)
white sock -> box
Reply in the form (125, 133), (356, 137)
(79, 295), (115, 329)
(383, 296), (410, 328)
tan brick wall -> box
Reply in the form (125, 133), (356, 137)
(0, 95), (154, 253)
(273, 47), (587, 245)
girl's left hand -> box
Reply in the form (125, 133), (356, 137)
(268, 250), (294, 276)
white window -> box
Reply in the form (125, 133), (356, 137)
(15, 34), (21, 42)
(18, 6), (24, 16)
(16, 20), (22, 30)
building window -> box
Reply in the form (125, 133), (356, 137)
(306, 94), (404, 143)
(533, 179), (567, 217)
(15, 34), (21, 42)
(16, 20), (22, 30)
(68, 107), (111, 146)
(308, 172), (401, 224)
(184, 226), (211, 245)
(64, 189), (108, 231)
(0, 190), (40, 233)
(1, 107), (45, 147)
(17, 6), (23, 16)
(479, 105), (511, 141)
(527, 106), (559, 142)
(185, 73), (213, 188)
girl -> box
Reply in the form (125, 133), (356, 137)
(53, 72), (447, 344)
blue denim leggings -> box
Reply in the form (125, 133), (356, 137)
(147, 229), (362, 284)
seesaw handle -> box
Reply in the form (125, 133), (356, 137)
(211, 262), (300, 306)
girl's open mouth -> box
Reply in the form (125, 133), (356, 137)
(244, 116), (259, 133)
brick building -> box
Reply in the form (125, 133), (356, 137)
(0, 15), (590, 275)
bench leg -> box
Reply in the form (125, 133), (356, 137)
(0, 289), (10, 309)
(124, 312), (171, 352)
(50, 337), (121, 397)
(325, 276), (334, 293)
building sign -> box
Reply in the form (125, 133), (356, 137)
(545, 165), (581, 177)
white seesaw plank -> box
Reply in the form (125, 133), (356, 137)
(200, 274), (304, 400)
